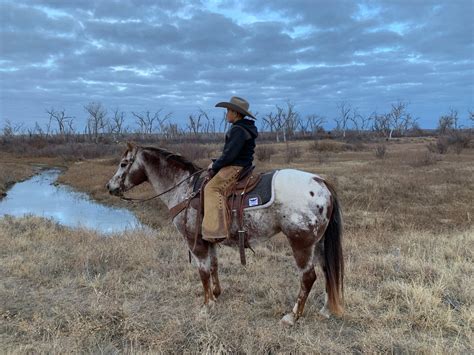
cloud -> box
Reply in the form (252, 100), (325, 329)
(1, 0), (473, 129)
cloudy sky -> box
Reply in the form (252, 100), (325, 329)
(1, 0), (473, 131)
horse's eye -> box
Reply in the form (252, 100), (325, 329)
(120, 162), (127, 168)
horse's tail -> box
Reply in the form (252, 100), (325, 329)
(322, 181), (344, 316)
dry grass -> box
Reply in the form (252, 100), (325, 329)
(0, 216), (471, 353)
(0, 161), (35, 198)
(1, 138), (473, 353)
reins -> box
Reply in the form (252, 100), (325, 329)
(120, 167), (206, 203)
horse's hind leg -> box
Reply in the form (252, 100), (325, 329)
(281, 235), (317, 326)
(314, 240), (331, 318)
(209, 243), (221, 299)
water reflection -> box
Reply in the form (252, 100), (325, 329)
(0, 169), (143, 233)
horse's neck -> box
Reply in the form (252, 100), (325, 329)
(142, 153), (191, 209)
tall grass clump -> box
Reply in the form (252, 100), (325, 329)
(172, 143), (214, 162)
(255, 145), (276, 162)
(374, 144), (387, 159)
(427, 137), (449, 154)
(310, 140), (347, 153)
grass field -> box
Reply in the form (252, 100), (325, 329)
(0, 138), (473, 353)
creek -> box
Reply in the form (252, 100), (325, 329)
(0, 169), (143, 234)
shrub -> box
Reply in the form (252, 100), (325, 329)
(447, 132), (472, 154)
(374, 144), (387, 159)
(317, 152), (329, 164)
(255, 145), (276, 162)
(310, 140), (347, 153)
(409, 151), (440, 167)
(427, 137), (449, 154)
(285, 146), (301, 163)
(173, 143), (213, 162)
(343, 141), (367, 151)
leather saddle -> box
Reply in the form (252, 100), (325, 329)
(191, 165), (260, 208)
(170, 166), (277, 265)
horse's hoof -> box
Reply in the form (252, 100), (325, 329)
(280, 313), (296, 326)
(198, 300), (216, 319)
(319, 306), (331, 319)
(198, 306), (210, 319)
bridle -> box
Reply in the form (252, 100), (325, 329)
(118, 147), (206, 203)
(118, 147), (138, 194)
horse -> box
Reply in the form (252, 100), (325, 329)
(106, 143), (344, 326)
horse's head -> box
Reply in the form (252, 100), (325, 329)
(106, 142), (148, 196)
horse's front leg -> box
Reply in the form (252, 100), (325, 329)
(281, 235), (317, 326)
(190, 236), (215, 307)
(209, 243), (221, 299)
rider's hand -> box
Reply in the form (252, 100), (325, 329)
(207, 163), (215, 178)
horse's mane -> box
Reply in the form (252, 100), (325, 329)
(142, 146), (200, 173)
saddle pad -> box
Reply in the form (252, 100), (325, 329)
(231, 170), (278, 210)
(193, 170), (279, 210)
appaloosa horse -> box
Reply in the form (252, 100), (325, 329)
(106, 143), (344, 325)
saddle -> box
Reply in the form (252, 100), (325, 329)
(169, 166), (277, 265)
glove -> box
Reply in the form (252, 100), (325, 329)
(207, 170), (215, 179)
(207, 162), (215, 179)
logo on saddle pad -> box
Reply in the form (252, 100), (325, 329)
(248, 196), (259, 207)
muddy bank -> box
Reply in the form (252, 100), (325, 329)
(0, 163), (36, 199)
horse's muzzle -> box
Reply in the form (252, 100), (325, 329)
(106, 183), (122, 196)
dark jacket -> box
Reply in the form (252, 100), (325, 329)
(212, 119), (258, 173)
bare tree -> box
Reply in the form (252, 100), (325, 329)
(132, 109), (171, 135)
(186, 113), (202, 136)
(438, 108), (459, 134)
(2, 119), (24, 138)
(197, 109), (216, 134)
(371, 101), (414, 139)
(334, 101), (351, 138)
(84, 102), (108, 143)
(301, 114), (326, 136)
(162, 123), (181, 139)
(157, 110), (172, 134)
(438, 116), (454, 134)
(109, 108), (126, 138)
(282, 101), (300, 141)
(359, 113), (373, 132)
(372, 112), (391, 138)
(469, 109), (474, 125)
(388, 100), (413, 137)
(348, 108), (374, 134)
(274, 107), (286, 142)
(219, 111), (229, 132)
(264, 102), (300, 142)
(46, 108), (75, 138)
(27, 122), (45, 138)
(132, 111), (155, 135)
(262, 111), (278, 137)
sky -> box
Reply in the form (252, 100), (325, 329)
(1, 0), (473, 131)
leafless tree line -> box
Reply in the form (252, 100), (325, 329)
(261, 101), (326, 142)
(261, 100), (419, 142)
(2, 100), (473, 142)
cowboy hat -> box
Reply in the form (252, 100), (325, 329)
(215, 96), (256, 119)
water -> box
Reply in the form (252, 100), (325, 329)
(0, 169), (143, 234)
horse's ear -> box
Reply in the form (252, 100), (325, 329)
(126, 141), (135, 151)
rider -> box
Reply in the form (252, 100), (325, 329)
(202, 96), (258, 242)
